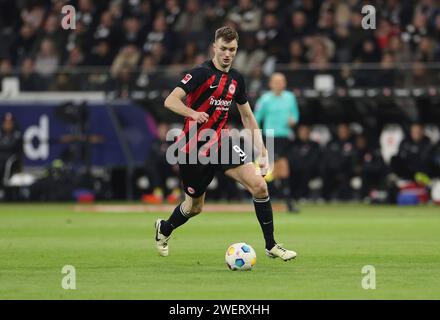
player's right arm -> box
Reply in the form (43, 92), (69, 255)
(164, 87), (208, 124)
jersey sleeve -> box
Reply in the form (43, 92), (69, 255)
(176, 67), (207, 94)
(235, 73), (248, 105)
(289, 92), (300, 123)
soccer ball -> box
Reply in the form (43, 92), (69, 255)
(225, 243), (256, 271)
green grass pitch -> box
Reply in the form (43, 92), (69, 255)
(1, 203), (439, 299)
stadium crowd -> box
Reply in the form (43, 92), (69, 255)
(0, 0), (440, 91)
(1, 0), (440, 203)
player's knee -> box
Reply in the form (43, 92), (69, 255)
(251, 179), (268, 198)
(190, 203), (204, 216)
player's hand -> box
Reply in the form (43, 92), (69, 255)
(288, 118), (296, 127)
(191, 111), (209, 124)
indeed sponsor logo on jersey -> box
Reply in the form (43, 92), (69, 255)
(209, 96), (232, 108)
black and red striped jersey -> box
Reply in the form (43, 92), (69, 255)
(174, 60), (248, 155)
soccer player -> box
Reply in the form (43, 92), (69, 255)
(254, 72), (300, 212)
(154, 26), (297, 261)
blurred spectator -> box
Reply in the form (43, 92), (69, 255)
(173, 41), (199, 65)
(430, 140), (440, 178)
(136, 54), (156, 90)
(227, 0), (262, 32)
(432, 14), (440, 40)
(32, 14), (66, 61)
(65, 45), (85, 68)
(289, 124), (321, 200)
(321, 123), (357, 201)
(319, 0), (351, 27)
(316, 7), (336, 39)
(286, 39), (306, 67)
(307, 36), (334, 65)
(150, 42), (171, 66)
(108, 0), (124, 25)
(138, 0), (155, 29)
(34, 38), (60, 78)
(355, 38), (382, 63)
(391, 123), (432, 180)
(121, 16), (144, 48)
(164, 0), (182, 29)
(19, 57), (41, 91)
(375, 52), (396, 87)
(85, 41), (114, 66)
(174, 0), (205, 34)
(348, 11), (371, 59)
(76, 0), (97, 29)
(11, 24), (37, 65)
(401, 11), (429, 50)
(233, 34), (266, 76)
(205, 0), (233, 32)
(143, 122), (181, 204)
(333, 25), (352, 63)
(50, 72), (77, 91)
(65, 20), (93, 54)
(246, 65), (266, 99)
(354, 134), (387, 199)
(110, 45), (140, 78)
(262, 0), (284, 29)
(386, 34), (411, 63)
(256, 13), (284, 60)
(0, 112), (22, 188)
(92, 10), (120, 52)
(375, 19), (397, 51)
(20, 3), (45, 31)
(114, 65), (136, 99)
(0, 58), (13, 82)
(285, 10), (312, 40)
(410, 61), (436, 87)
(142, 14), (175, 54)
(414, 36), (436, 62)
(0, 0), (19, 31)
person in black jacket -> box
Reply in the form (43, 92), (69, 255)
(430, 140), (440, 178)
(391, 123), (432, 180)
(321, 123), (357, 201)
(289, 124), (321, 200)
(354, 134), (387, 199)
(0, 112), (22, 188)
(143, 122), (181, 204)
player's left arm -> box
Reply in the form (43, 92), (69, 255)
(237, 102), (269, 173)
(288, 93), (300, 127)
(235, 73), (269, 173)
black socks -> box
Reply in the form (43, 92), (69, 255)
(160, 203), (189, 236)
(253, 196), (276, 250)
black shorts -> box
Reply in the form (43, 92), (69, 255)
(178, 142), (251, 198)
(263, 136), (291, 161)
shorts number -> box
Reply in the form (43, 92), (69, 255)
(233, 145), (247, 159)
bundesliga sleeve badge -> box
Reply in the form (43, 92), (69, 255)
(181, 74), (192, 84)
